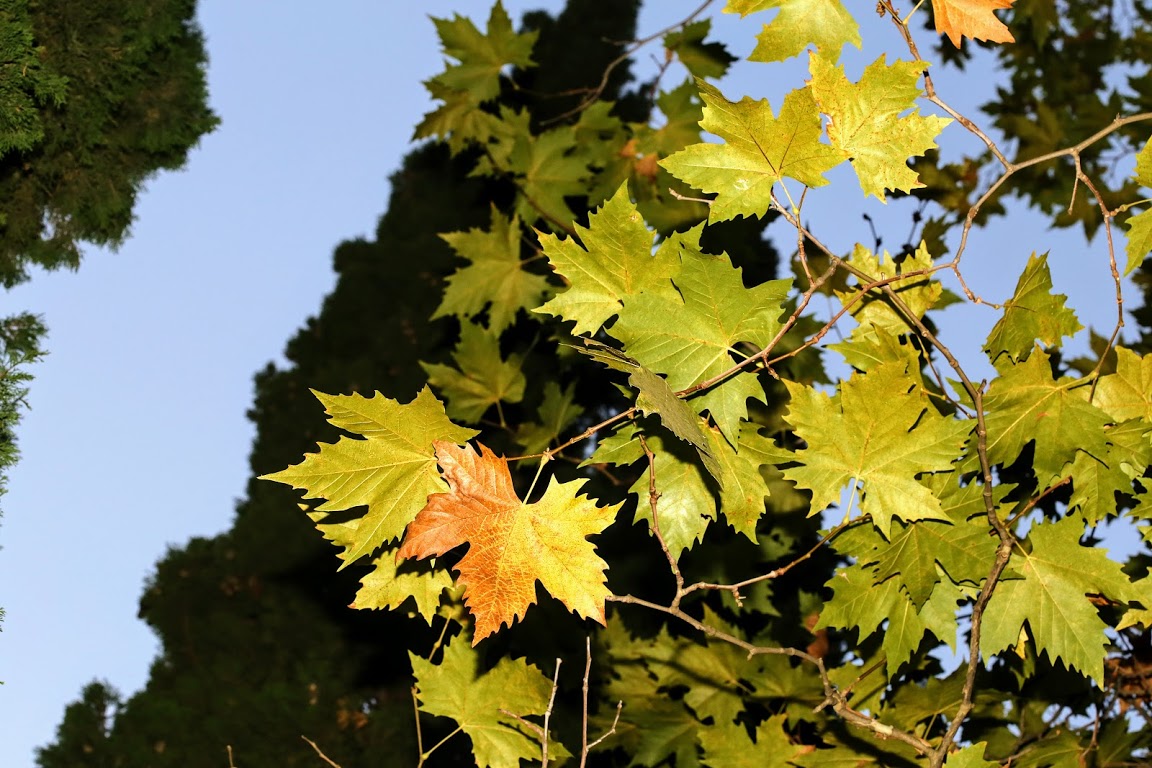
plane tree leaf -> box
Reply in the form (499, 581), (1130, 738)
(664, 19), (737, 79)
(1094, 346), (1152, 422)
(612, 243), (792, 442)
(701, 716), (812, 768)
(984, 253), (1082, 364)
(932, 0), (1016, 47)
(729, 0), (862, 64)
(980, 350), (1111, 483)
(430, 1), (537, 103)
(808, 52), (951, 201)
(535, 184), (677, 334)
(1124, 138), (1152, 275)
(513, 381), (584, 455)
(981, 516), (1143, 684)
(352, 549), (455, 623)
(261, 387), (477, 566)
(782, 360), (971, 536)
(434, 208), (550, 334)
(411, 636), (553, 768)
(660, 80), (846, 221)
(397, 441), (620, 642)
(421, 321), (527, 423)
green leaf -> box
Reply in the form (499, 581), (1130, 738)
(261, 387), (477, 566)
(980, 350), (1111, 483)
(1124, 137), (1152, 275)
(570, 339), (721, 482)
(783, 360), (971, 537)
(981, 516), (1139, 684)
(513, 381), (584, 455)
(1094, 346), (1152, 422)
(808, 53), (950, 201)
(351, 551), (454, 623)
(664, 19), (737, 79)
(710, 425), (774, 539)
(983, 253), (1082, 363)
(430, 2), (537, 103)
(506, 124), (591, 227)
(661, 81), (845, 221)
(535, 184), (677, 334)
(434, 208), (550, 334)
(421, 322), (526, 423)
(945, 743), (998, 768)
(1066, 447), (1135, 524)
(411, 637), (552, 768)
(700, 716), (810, 768)
(737, 0), (862, 64)
(817, 564), (958, 674)
(627, 432), (717, 557)
(613, 241), (792, 442)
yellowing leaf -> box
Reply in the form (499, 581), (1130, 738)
(661, 81), (845, 221)
(411, 637), (552, 768)
(1125, 138), (1152, 275)
(980, 350), (1111, 483)
(261, 387), (477, 566)
(434, 208), (550, 334)
(351, 550), (454, 623)
(1095, 346), (1152, 422)
(534, 184), (677, 334)
(808, 53), (951, 201)
(613, 242), (792, 442)
(397, 441), (620, 642)
(981, 516), (1140, 684)
(783, 361), (970, 536)
(733, 0), (862, 64)
(932, 0), (1016, 47)
(983, 252), (1081, 364)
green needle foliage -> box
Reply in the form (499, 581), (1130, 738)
(43, 1), (1152, 767)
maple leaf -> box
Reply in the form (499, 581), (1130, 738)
(932, 0), (1016, 47)
(430, 1), (537, 103)
(782, 360), (971, 536)
(612, 243), (792, 442)
(513, 381), (584, 455)
(660, 80), (845, 221)
(981, 516), (1141, 684)
(397, 441), (620, 642)
(808, 52), (951, 201)
(433, 208), (550, 334)
(626, 432), (718, 556)
(421, 321), (526, 424)
(507, 125), (591, 227)
(261, 387), (477, 566)
(1124, 138), (1152, 275)
(664, 19), (737, 79)
(701, 716), (812, 768)
(351, 550), (454, 623)
(570, 338), (722, 482)
(984, 253), (1081, 363)
(728, 0), (862, 64)
(818, 564), (959, 674)
(411, 637), (553, 768)
(534, 184), (677, 335)
(1094, 346), (1152, 422)
(980, 349), (1112, 483)
(944, 743), (999, 768)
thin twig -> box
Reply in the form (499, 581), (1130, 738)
(542, 0), (717, 125)
(301, 736), (343, 768)
(638, 433), (685, 605)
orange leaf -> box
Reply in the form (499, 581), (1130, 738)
(932, 0), (1016, 47)
(397, 441), (620, 643)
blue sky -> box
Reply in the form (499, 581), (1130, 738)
(0, 2), (1142, 765)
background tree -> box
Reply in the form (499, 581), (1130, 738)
(0, 0), (215, 629)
